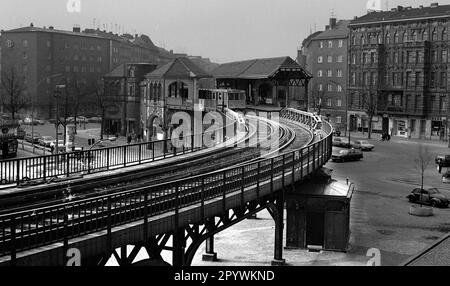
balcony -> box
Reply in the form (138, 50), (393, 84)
(166, 97), (194, 111)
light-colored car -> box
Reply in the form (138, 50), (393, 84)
(332, 137), (352, 148)
(76, 116), (88, 123)
(39, 136), (55, 147)
(352, 140), (374, 151)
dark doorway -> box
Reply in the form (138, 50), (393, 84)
(382, 117), (389, 135)
(306, 212), (325, 247)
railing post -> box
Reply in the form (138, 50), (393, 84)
(270, 158), (274, 194)
(201, 177), (205, 221)
(143, 191), (148, 240)
(307, 146), (310, 175)
(106, 148), (110, 170)
(10, 216), (16, 265)
(16, 160), (20, 186)
(282, 154), (285, 189)
(256, 161), (260, 198)
(139, 144), (142, 164)
(87, 150), (92, 174)
(241, 166), (245, 207)
(152, 142), (155, 161)
(43, 156), (47, 182)
(107, 197), (112, 253)
(174, 185), (179, 230)
(222, 172), (226, 215)
(292, 152), (296, 190)
(63, 205), (69, 259)
(123, 146), (127, 167)
(66, 152), (70, 177)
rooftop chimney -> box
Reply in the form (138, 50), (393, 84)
(431, 2), (439, 8)
(325, 25), (330, 30)
(73, 26), (81, 33)
(49, 26), (54, 30)
(329, 18), (337, 29)
(397, 6), (403, 11)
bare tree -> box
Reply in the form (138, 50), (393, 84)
(310, 88), (330, 116)
(94, 79), (107, 140)
(361, 91), (378, 139)
(65, 76), (94, 134)
(414, 145), (433, 206)
(0, 67), (29, 119)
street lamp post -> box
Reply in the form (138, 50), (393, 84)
(32, 74), (63, 154)
(54, 84), (66, 155)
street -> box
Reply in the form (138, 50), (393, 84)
(192, 135), (450, 266)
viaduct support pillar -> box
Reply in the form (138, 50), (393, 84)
(202, 218), (218, 262)
(271, 193), (286, 266)
(172, 228), (185, 266)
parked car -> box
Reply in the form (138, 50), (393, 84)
(88, 117), (102, 123)
(435, 155), (450, 168)
(407, 188), (449, 208)
(24, 133), (41, 144)
(76, 116), (88, 123)
(36, 119), (45, 125)
(352, 140), (374, 151)
(332, 137), (352, 148)
(442, 171), (450, 184)
(331, 148), (363, 162)
(332, 127), (341, 137)
(17, 127), (26, 139)
(39, 136), (55, 147)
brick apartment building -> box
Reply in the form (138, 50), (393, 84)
(349, 3), (450, 139)
(0, 24), (174, 119)
(300, 18), (350, 132)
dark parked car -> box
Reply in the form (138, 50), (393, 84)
(17, 127), (26, 139)
(331, 148), (363, 162)
(435, 155), (450, 168)
(407, 188), (449, 208)
(24, 133), (41, 144)
(332, 128), (341, 137)
(332, 137), (352, 148)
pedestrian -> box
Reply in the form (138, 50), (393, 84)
(127, 135), (132, 144)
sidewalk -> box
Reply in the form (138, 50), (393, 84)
(343, 131), (450, 148)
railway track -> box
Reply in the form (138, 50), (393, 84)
(0, 115), (297, 214)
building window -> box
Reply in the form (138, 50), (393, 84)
(318, 56), (323, 63)
(328, 40), (333, 48)
(336, 116), (342, 123)
(327, 98), (332, 107)
(90, 67), (95, 73)
(327, 84), (333, 92)
(386, 33), (390, 44)
(431, 72), (436, 87)
(394, 32), (399, 43)
(23, 65), (28, 72)
(432, 29), (438, 41)
(318, 70), (323, 77)
(337, 100), (342, 107)
(403, 32), (408, 43)
(337, 85), (343, 92)
(338, 40), (343, 48)
(351, 72), (356, 85)
(81, 66), (86, 73)
(327, 70), (332, 77)
(318, 84), (323, 91)
(415, 72), (421, 87)
(423, 31), (429, 41)
(352, 54), (356, 64)
(23, 40), (28, 48)
(441, 50), (447, 63)
(320, 41), (324, 48)
(442, 29), (447, 41)
(337, 69), (343, 77)
(432, 50), (437, 63)
(337, 55), (343, 63)
(23, 52), (27, 60)
(47, 40), (51, 48)
(74, 55), (79, 61)
(97, 45), (102, 51)
(97, 57), (102, 62)
(73, 66), (79, 72)
(65, 66), (70, 72)
(441, 72), (447, 88)
(327, 55), (332, 63)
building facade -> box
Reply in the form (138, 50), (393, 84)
(349, 3), (450, 139)
(300, 18), (350, 131)
(103, 63), (157, 137)
(0, 24), (174, 119)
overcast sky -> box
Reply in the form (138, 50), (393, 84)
(1, 0), (449, 63)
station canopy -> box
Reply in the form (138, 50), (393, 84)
(212, 56), (312, 86)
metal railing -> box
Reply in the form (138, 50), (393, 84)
(0, 113), (239, 187)
(0, 108), (332, 260)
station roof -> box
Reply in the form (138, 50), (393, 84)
(351, 4), (450, 25)
(212, 56), (312, 80)
(145, 57), (212, 79)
